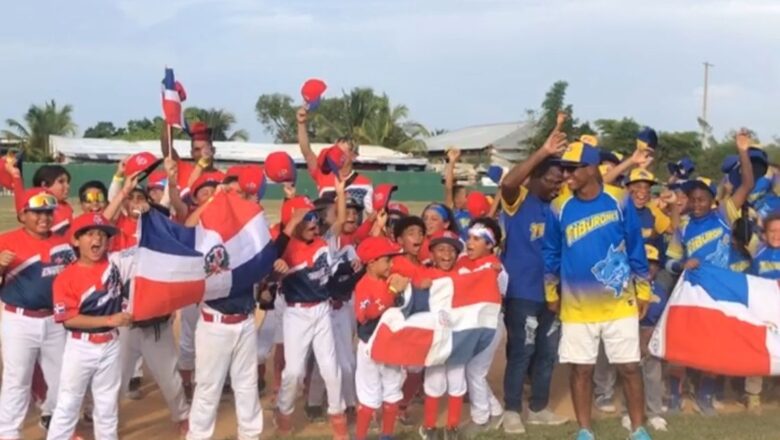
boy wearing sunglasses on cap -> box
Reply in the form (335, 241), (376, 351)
(457, 218), (509, 436)
(45, 210), (138, 440)
(6, 160), (74, 235)
(353, 237), (409, 440)
(0, 189), (76, 438)
(275, 192), (350, 439)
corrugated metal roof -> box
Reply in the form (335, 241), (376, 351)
(424, 121), (536, 152)
(49, 136), (427, 166)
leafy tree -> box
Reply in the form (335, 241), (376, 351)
(254, 94), (298, 143)
(84, 121), (125, 138)
(3, 100), (77, 160)
(521, 81), (589, 150)
(594, 118), (641, 152)
(184, 107), (248, 141)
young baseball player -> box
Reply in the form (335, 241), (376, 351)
(46, 212), (135, 440)
(7, 162), (74, 235)
(354, 237), (409, 440)
(419, 230), (467, 440)
(443, 148), (473, 237)
(457, 218), (508, 436)
(275, 195), (349, 439)
(78, 181), (109, 214)
(0, 189), (75, 438)
(419, 203), (459, 265)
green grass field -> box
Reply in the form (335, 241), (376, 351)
(6, 196), (780, 439)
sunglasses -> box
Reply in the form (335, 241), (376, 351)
(81, 192), (106, 203)
(26, 193), (57, 211)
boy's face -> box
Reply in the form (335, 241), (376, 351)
(195, 185), (216, 206)
(368, 255), (392, 278)
(148, 187), (164, 204)
(124, 191), (150, 219)
(21, 210), (53, 236)
(629, 181), (651, 209)
(296, 218), (319, 242)
(466, 235), (491, 260)
(764, 220), (780, 248)
(80, 188), (107, 213)
(454, 188), (467, 209)
(431, 243), (457, 271)
(564, 165), (594, 192)
(45, 174), (70, 201)
(688, 188), (713, 218)
(423, 210), (447, 236)
(674, 189), (688, 213)
(74, 229), (109, 263)
(344, 207), (360, 234)
(396, 225), (424, 256)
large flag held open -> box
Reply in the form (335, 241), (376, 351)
(367, 270), (502, 367)
(129, 192), (276, 320)
(650, 264), (780, 376)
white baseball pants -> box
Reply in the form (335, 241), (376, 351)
(178, 304), (200, 371)
(0, 312), (65, 438)
(47, 334), (121, 440)
(466, 321), (505, 424)
(424, 364), (467, 398)
(277, 302), (345, 416)
(119, 322), (189, 422)
(307, 303), (357, 408)
(187, 310), (262, 440)
(355, 341), (405, 409)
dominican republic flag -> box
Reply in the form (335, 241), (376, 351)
(129, 192), (276, 320)
(161, 67), (186, 128)
(367, 270), (502, 367)
(650, 264), (780, 376)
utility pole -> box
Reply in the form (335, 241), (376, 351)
(700, 62), (714, 149)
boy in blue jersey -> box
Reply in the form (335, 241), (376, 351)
(444, 148), (473, 238)
(543, 141), (652, 440)
(498, 123), (569, 434)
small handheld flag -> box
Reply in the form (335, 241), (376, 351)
(161, 68), (187, 128)
(301, 79), (327, 111)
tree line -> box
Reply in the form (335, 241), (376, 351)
(2, 84), (777, 180)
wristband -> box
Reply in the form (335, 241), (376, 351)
(389, 286), (399, 295)
(197, 158), (211, 169)
(113, 174), (124, 181)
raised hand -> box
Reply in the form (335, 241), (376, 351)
(736, 128), (752, 152)
(446, 148), (461, 163)
(0, 250), (15, 268)
(542, 131), (568, 156)
(296, 107), (308, 125)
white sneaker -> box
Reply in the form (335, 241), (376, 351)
(595, 396), (617, 413)
(527, 408), (568, 426)
(621, 415), (631, 432)
(649, 416), (668, 431)
(502, 410), (526, 434)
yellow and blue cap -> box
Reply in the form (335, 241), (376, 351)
(626, 168), (658, 186)
(681, 177), (717, 197)
(560, 141), (601, 168)
(636, 127), (658, 151)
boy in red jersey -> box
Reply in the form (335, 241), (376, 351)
(353, 237), (409, 440)
(0, 189), (76, 438)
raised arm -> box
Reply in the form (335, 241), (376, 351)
(296, 107), (318, 177)
(731, 129), (756, 210)
(444, 148), (460, 209)
(501, 129), (567, 206)
(160, 124), (180, 161)
(329, 177), (347, 236)
(103, 172), (141, 221)
(164, 157), (189, 222)
(603, 148), (652, 185)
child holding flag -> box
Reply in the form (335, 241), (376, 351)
(353, 237), (409, 440)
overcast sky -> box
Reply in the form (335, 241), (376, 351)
(2, 0), (778, 142)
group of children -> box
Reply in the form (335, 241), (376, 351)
(0, 112), (778, 440)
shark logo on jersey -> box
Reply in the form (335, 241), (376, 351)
(591, 241), (630, 297)
(704, 235), (730, 269)
(204, 245), (230, 277)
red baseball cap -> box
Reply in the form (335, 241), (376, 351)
(264, 151), (297, 183)
(147, 169), (167, 189)
(191, 171), (225, 198)
(356, 237), (401, 264)
(428, 230), (463, 253)
(19, 188), (57, 213)
(124, 152), (161, 179)
(189, 122), (212, 141)
(70, 213), (117, 242)
(225, 165), (245, 182)
(281, 195), (315, 225)
(466, 191), (490, 218)
(387, 201), (409, 217)
(373, 183), (397, 211)
(317, 146), (346, 175)
(301, 79), (327, 111)
(238, 164), (266, 199)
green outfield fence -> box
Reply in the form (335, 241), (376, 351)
(21, 162), (496, 201)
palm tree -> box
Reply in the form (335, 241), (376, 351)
(184, 107), (249, 141)
(3, 100), (77, 159)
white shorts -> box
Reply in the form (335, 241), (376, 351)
(559, 316), (640, 365)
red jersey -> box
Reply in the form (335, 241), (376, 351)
(354, 274), (397, 342)
(456, 254), (508, 297)
(339, 220), (372, 248)
(53, 252), (134, 330)
(391, 255), (427, 287)
(176, 160), (196, 195)
(0, 228), (75, 310)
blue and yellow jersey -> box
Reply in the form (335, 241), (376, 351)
(751, 245), (780, 279)
(641, 281), (669, 327)
(543, 185), (650, 323)
(666, 199), (742, 269)
(500, 186), (549, 302)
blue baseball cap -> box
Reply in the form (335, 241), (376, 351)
(721, 147), (768, 187)
(637, 127), (658, 151)
(667, 157), (695, 180)
(560, 142), (601, 167)
(681, 177), (717, 197)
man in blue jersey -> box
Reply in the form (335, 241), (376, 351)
(499, 126), (569, 434)
(543, 142), (652, 440)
